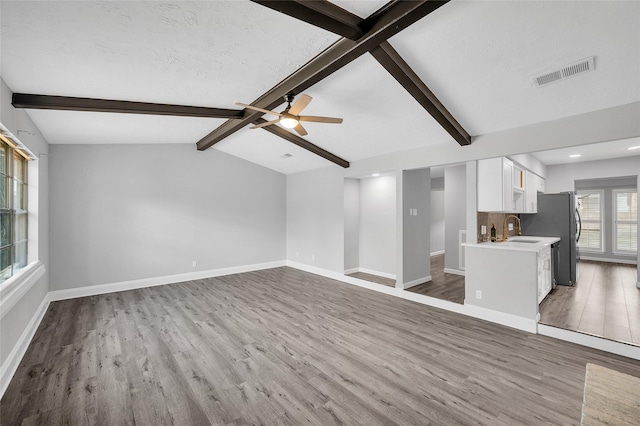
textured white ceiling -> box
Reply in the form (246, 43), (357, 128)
(2, 1), (639, 174)
(532, 137), (640, 166)
(390, 0), (640, 135)
(1, 1), (337, 105)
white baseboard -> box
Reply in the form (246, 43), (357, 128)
(341, 267), (396, 280)
(287, 261), (535, 334)
(578, 255), (637, 265)
(401, 276), (431, 290)
(538, 324), (640, 361)
(0, 293), (50, 399)
(430, 250), (444, 257)
(463, 303), (538, 333)
(49, 260), (286, 302)
(1, 260), (287, 400)
(295, 263), (640, 355)
(289, 260), (395, 292)
(444, 268), (465, 276)
(357, 268), (396, 280)
(4, 257), (636, 403)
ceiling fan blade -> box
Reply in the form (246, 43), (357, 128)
(288, 94), (312, 115)
(299, 115), (343, 124)
(236, 102), (283, 117)
(250, 119), (280, 129)
(293, 123), (308, 136)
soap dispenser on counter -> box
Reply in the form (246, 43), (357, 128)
(490, 224), (496, 242)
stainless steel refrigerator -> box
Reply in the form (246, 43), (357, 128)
(520, 192), (580, 286)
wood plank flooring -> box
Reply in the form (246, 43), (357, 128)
(2, 267), (639, 425)
(539, 260), (640, 346)
(346, 271), (395, 287)
(406, 253), (465, 304)
(346, 254), (465, 304)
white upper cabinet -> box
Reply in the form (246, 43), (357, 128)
(524, 170), (546, 213)
(478, 157), (514, 212)
(525, 170), (538, 213)
(478, 158), (545, 213)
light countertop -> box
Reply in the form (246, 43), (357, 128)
(463, 236), (560, 252)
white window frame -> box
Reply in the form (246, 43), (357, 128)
(612, 188), (637, 255)
(0, 125), (42, 313)
(577, 189), (604, 253)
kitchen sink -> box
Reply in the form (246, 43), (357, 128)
(508, 239), (540, 244)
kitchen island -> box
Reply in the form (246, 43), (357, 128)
(463, 236), (560, 326)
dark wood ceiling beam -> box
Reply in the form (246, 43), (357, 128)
(197, 1), (449, 151)
(250, 1), (365, 40)
(254, 118), (349, 168)
(248, 0), (469, 147)
(12, 93), (245, 119)
(370, 41), (471, 146)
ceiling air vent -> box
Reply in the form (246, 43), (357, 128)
(281, 153), (293, 159)
(533, 57), (595, 87)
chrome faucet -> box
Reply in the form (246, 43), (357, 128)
(502, 215), (521, 241)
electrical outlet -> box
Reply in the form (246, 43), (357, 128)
(192, 260), (197, 268)
(481, 225), (486, 234)
(508, 223), (514, 231)
(476, 290), (482, 300)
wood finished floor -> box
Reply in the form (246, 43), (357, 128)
(346, 254), (466, 304)
(539, 260), (640, 346)
(407, 254), (465, 304)
(345, 271), (395, 287)
(2, 267), (640, 425)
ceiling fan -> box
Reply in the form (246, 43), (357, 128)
(236, 93), (343, 136)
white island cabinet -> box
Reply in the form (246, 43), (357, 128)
(463, 236), (559, 327)
(537, 245), (552, 303)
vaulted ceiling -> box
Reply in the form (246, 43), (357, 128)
(2, 1), (639, 174)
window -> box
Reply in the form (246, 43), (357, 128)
(0, 138), (29, 283)
(613, 189), (637, 254)
(577, 190), (603, 252)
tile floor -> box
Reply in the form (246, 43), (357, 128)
(539, 260), (639, 345)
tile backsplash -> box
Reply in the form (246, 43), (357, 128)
(477, 212), (521, 243)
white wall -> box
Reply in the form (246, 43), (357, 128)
(444, 164), (467, 271)
(286, 103), (640, 278)
(401, 168), (430, 287)
(359, 175), (396, 276)
(545, 156), (639, 269)
(49, 143), (286, 291)
(344, 102), (640, 178)
(0, 79), (49, 390)
(343, 178), (360, 271)
(430, 188), (445, 254)
(509, 153), (547, 178)
(545, 156), (640, 192)
(287, 167), (344, 272)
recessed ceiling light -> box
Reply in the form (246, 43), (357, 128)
(569, 154), (581, 158)
(372, 173), (380, 177)
(628, 146), (640, 150)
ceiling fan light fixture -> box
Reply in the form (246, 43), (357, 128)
(280, 116), (299, 129)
